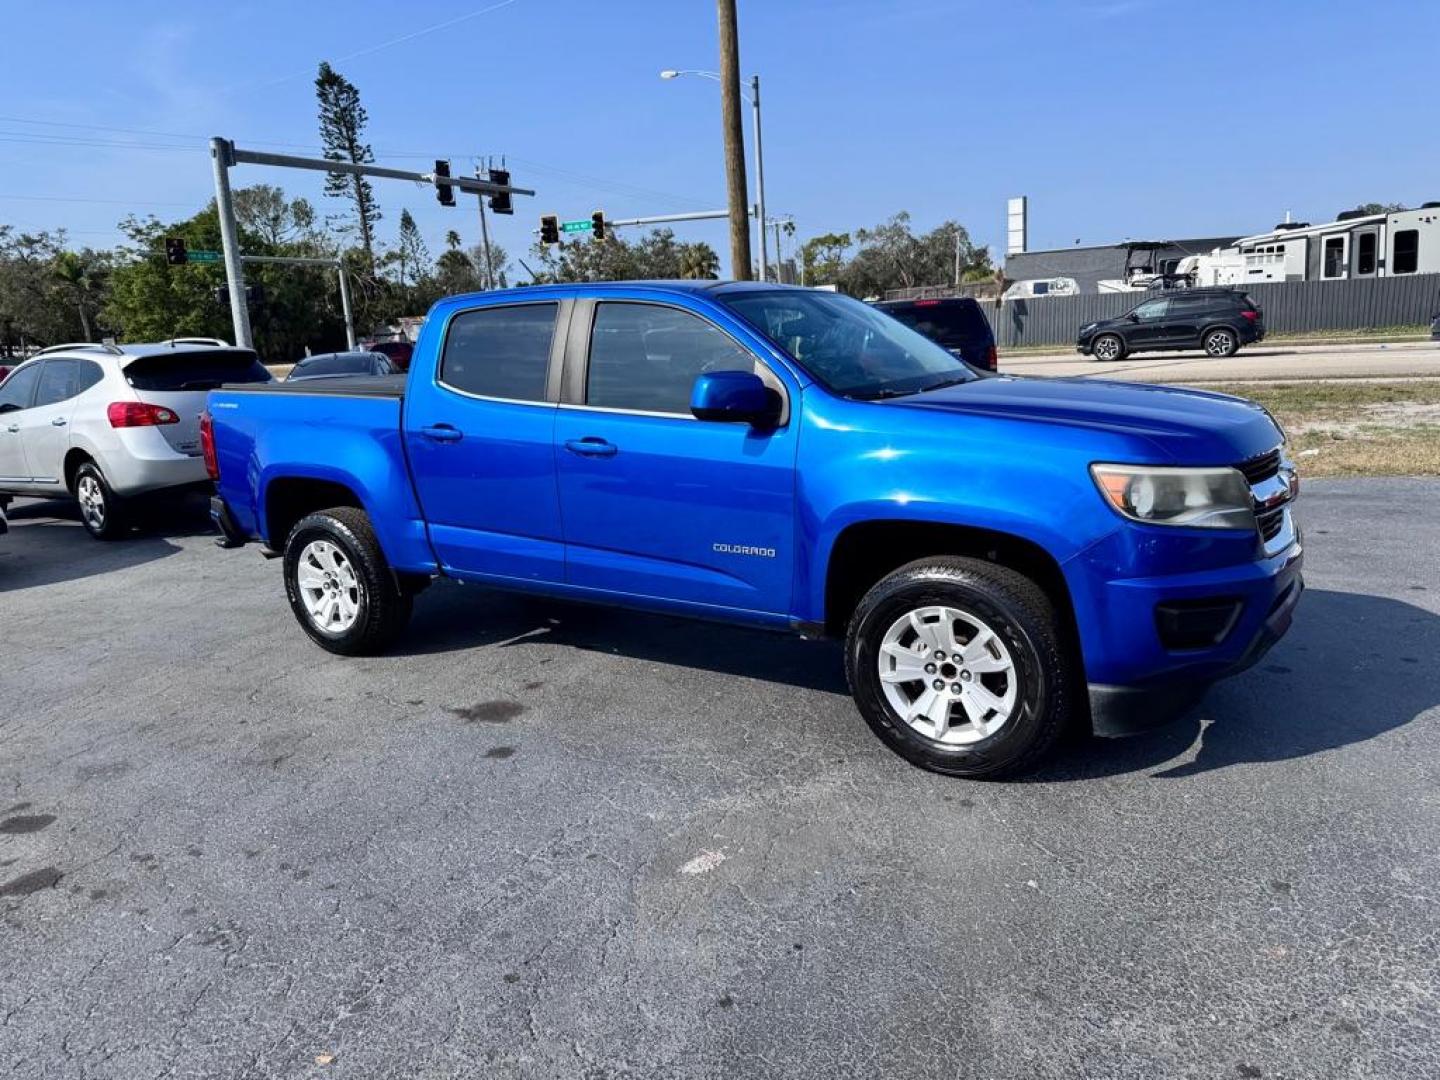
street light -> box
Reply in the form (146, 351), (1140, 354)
(660, 68), (769, 282)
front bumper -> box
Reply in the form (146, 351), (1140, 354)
(1069, 518), (1304, 737)
(1088, 569), (1303, 735)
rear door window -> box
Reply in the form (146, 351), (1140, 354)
(124, 350), (271, 391)
(33, 359), (83, 407)
(440, 303), (557, 402)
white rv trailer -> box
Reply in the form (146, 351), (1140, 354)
(1234, 203), (1440, 283)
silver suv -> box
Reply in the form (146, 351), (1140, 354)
(0, 339), (271, 539)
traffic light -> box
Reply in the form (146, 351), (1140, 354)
(591, 211), (606, 241)
(434, 160), (455, 207)
(487, 168), (512, 215)
(165, 237), (188, 265)
(540, 214), (560, 245)
(214, 286), (228, 307)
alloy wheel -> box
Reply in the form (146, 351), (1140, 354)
(77, 474), (106, 531)
(876, 605), (1019, 745)
(296, 539), (362, 633)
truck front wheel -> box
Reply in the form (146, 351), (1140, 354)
(282, 507), (412, 656)
(845, 557), (1074, 779)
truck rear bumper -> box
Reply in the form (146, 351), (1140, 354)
(1087, 569), (1303, 736)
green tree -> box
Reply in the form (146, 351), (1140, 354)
(105, 187), (347, 362)
(316, 61), (380, 267)
(393, 209), (429, 287)
(530, 228), (718, 283)
(798, 231), (851, 286)
(52, 250), (110, 341)
(838, 212), (990, 297)
(444, 229), (462, 252)
(1356, 202), (1406, 215)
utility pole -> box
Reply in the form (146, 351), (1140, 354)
(475, 164), (497, 289)
(954, 231), (962, 289)
(716, 0), (752, 279)
(751, 75), (767, 281)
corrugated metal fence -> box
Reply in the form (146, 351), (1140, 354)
(974, 273), (1440, 347)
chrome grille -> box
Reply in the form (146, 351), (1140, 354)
(1257, 506), (1285, 541)
(1239, 448), (1281, 485)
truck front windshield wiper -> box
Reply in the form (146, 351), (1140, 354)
(919, 375), (973, 393)
(847, 386), (922, 400)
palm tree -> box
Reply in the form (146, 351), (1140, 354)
(678, 243), (720, 280)
(445, 230), (462, 252)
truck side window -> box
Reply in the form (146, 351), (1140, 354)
(440, 303), (557, 402)
(587, 303), (755, 415)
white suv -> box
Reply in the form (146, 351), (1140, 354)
(0, 340), (271, 539)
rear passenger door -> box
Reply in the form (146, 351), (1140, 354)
(1160, 295), (1208, 349)
(403, 300), (569, 582)
(553, 299), (798, 615)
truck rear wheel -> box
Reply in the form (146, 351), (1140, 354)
(845, 557), (1074, 779)
(283, 507), (412, 656)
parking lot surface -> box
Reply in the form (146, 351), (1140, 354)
(2, 481), (1437, 1079)
(1003, 340), (1439, 382)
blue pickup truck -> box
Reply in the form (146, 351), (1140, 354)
(205, 281), (1302, 778)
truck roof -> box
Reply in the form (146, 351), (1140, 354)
(432, 279), (810, 309)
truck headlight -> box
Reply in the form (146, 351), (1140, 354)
(1090, 464), (1255, 530)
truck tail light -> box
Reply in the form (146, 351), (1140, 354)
(108, 401), (179, 427)
(986, 344), (998, 371)
(199, 411), (219, 480)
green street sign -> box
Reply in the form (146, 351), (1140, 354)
(560, 220), (592, 234)
(188, 250), (223, 263)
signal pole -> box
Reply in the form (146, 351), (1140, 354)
(716, 0), (752, 279)
(210, 138), (253, 349)
(475, 165), (497, 289)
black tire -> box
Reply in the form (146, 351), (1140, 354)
(1091, 333), (1126, 362)
(74, 461), (130, 540)
(1202, 326), (1239, 358)
(845, 556), (1075, 779)
(282, 506), (412, 656)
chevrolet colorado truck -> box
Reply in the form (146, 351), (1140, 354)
(205, 282), (1302, 778)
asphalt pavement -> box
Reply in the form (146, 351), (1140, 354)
(1002, 339), (1440, 382)
(1, 482), (1437, 1079)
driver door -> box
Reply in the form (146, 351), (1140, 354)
(1126, 297), (1172, 349)
(553, 299), (798, 615)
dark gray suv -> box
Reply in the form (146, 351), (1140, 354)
(1077, 288), (1265, 361)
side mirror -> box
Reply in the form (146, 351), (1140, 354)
(1127, 312), (1140, 322)
(690, 371), (779, 427)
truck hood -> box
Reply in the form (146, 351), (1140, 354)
(893, 375), (1282, 464)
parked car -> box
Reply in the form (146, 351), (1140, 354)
(873, 297), (998, 371)
(0, 498), (7, 537)
(0, 340), (271, 539)
(362, 340), (414, 372)
(1077, 288), (1265, 361)
(286, 350), (397, 382)
(207, 281), (1301, 779)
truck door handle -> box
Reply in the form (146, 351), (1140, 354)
(5, 424), (17, 434)
(419, 423), (463, 443)
(564, 437), (617, 457)
(51, 417), (67, 427)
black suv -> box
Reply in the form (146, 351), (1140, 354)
(874, 296), (998, 371)
(1077, 288), (1264, 361)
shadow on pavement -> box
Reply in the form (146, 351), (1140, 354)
(0, 496), (212, 594)
(405, 580), (848, 696)
(406, 585), (1437, 775)
(1028, 588), (1439, 781)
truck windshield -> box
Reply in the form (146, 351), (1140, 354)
(721, 290), (975, 399)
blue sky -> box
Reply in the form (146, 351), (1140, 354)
(2, 0), (1436, 275)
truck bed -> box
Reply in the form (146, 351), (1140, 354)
(225, 374), (408, 397)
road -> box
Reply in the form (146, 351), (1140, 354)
(2, 484), (1437, 1079)
(1002, 339), (1439, 382)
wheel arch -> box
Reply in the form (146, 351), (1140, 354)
(821, 519), (1081, 656)
(262, 475), (365, 550)
(63, 447), (95, 493)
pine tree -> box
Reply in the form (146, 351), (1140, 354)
(396, 210), (429, 287)
(315, 62), (381, 268)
